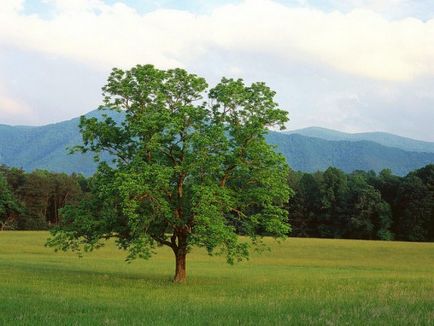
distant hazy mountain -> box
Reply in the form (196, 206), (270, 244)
(1, 111), (433, 176)
(0, 117), (96, 175)
(0, 110), (123, 175)
(285, 127), (434, 153)
(266, 133), (434, 176)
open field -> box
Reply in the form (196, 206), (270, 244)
(1, 232), (434, 325)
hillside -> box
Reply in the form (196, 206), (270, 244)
(266, 133), (434, 175)
(1, 111), (434, 175)
(285, 127), (434, 153)
(0, 118), (96, 175)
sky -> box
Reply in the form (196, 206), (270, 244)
(1, 0), (434, 141)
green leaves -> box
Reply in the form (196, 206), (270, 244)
(0, 173), (22, 230)
(48, 64), (292, 270)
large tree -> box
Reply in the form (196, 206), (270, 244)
(47, 65), (292, 282)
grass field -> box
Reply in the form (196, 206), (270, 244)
(1, 232), (434, 325)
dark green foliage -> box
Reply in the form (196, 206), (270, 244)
(288, 164), (434, 242)
(392, 165), (434, 241)
(0, 173), (22, 230)
(288, 168), (395, 241)
(0, 165), (83, 230)
(346, 173), (393, 240)
(1, 159), (434, 243)
(317, 168), (349, 238)
(287, 171), (322, 237)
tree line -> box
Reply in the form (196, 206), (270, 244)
(1, 163), (433, 242)
(0, 165), (85, 230)
(288, 164), (434, 242)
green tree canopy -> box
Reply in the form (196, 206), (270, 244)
(48, 65), (292, 282)
(0, 173), (22, 230)
(393, 165), (434, 241)
(346, 173), (392, 240)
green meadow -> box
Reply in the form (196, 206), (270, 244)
(1, 232), (434, 325)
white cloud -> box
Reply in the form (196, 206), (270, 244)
(1, 0), (434, 140)
(0, 96), (29, 115)
(0, 84), (35, 121)
(0, 0), (434, 81)
(2, 0), (24, 13)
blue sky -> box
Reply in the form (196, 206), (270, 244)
(21, 0), (242, 16)
(20, 0), (434, 19)
(1, 0), (434, 141)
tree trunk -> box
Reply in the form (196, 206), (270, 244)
(173, 250), (187, 283)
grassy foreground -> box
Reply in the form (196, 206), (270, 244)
(1, 232), (434, 325)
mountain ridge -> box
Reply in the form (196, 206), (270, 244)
(1, 110), (433, 176)
(267, 133), (434, 176)
(285, 126), (434, 153)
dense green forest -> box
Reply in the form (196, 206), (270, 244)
(0, 165), (85, 230)
(1, 164), (433, 242)
(288, 164), (434, 242)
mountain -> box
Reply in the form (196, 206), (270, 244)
(285, 127), (434, 153)
(266, 133), (434, 176)
(0, 117), (96, 175)
(1, 111), (434, 176)
(0, 110), (124, 175)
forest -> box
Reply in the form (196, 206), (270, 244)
(1, 163), (433, 242)
(0, 165), (86, 230)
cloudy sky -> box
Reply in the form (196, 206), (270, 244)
(1, 0), (434, 141)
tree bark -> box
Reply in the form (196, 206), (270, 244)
(173, 250), (187, 283)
